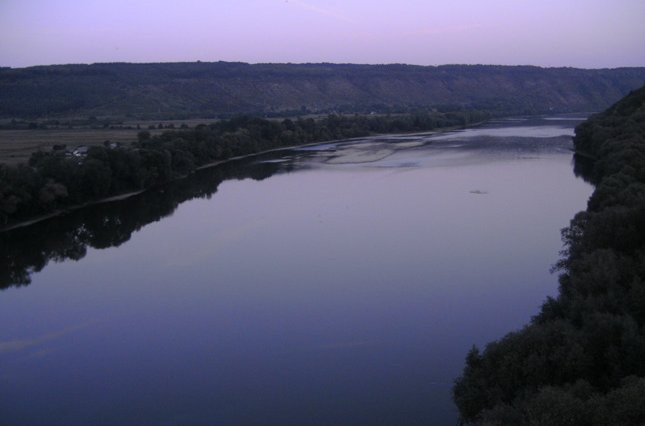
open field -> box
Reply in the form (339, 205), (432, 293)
(0, 129), (140, 165)
(0, 128), (167, 165)
(0, 116), (230, 165)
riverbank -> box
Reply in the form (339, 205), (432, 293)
(0, 117), (488, 233)
(1, 114), (593, 426)
(0, 189), (147, 232)
(453, 85), (645, 424)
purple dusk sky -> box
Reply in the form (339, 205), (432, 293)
(1, 0), (644, 68)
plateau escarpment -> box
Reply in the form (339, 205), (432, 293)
(1, 63), (645, 119)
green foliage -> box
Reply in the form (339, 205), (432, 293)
(454, 86), (645, 424)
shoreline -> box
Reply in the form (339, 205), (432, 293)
(0, 122), (485, 233)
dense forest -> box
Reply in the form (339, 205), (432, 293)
(1, 62), (644, 119)
(0, 110), (488, 227)
(453, 86), (645, 424)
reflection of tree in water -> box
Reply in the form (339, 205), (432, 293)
(572, 153), (598, 185)
(0, 156), (285, 290)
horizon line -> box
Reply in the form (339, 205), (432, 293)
(3, 60), (644, 71)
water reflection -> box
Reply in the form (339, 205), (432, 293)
(0, 115), (589, 291)
(0, 116), (594, 425)
(0, 158), (286, 289)
(572, 153), (598, 185)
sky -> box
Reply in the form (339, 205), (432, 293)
(0, 0), (644, 68)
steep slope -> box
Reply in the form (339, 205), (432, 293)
(1, 62), (645, 118)
(453, 86), (645, 424)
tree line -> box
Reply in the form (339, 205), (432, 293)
(0, 110), (489, 226)
(0, 157), (284, 289)
(453, 86), (645, 424)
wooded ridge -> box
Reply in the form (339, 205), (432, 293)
(453, 86), (645, 424)
(2, 62), (645, 119)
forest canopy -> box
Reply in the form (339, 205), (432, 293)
(0, 110), (488, 226)
(453, 86), (645, 424)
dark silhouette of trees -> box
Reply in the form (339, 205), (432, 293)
(0, 155), (284, 290)
(0, 111), (488, 227)
(453, 86), (645, 425)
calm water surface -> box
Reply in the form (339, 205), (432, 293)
(1, 116), (592, 425)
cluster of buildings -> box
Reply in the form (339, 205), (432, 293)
(51, 142), (121, 158)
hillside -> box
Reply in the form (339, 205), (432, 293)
(1, 62), (645, 119)
(453, 86), (645, 424)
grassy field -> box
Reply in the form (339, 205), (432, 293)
(0, 117), (227, 165)
(0, 128), (143, 165)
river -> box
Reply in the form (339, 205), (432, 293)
(0, 116), (593, 425)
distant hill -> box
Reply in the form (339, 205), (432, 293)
(1, 62), (645, 119)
